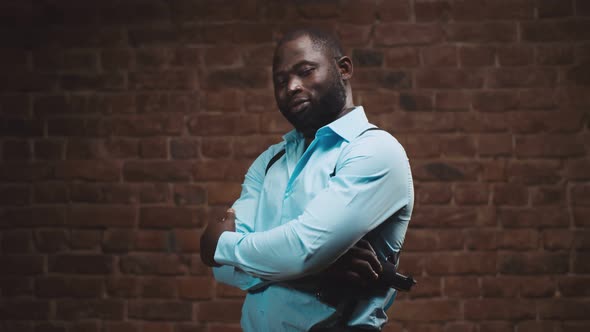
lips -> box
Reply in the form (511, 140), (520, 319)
(288, 99), (309, 113)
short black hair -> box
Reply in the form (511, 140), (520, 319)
(274, 28), (344, 59)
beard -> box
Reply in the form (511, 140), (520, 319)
(280, 70), (347, 138)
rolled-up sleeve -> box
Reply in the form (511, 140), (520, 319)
(215, 133), (411, 281)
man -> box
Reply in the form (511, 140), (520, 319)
(201, 28), (414, 331)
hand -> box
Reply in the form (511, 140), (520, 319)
(320, 239), (383, 288)
(200, 208), (236, 267)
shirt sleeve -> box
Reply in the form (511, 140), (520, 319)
(214, 132), (412, 281)
(211, 146), (279, 290)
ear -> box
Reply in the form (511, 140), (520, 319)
(336, 56), (353, 81)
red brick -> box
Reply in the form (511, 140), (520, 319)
(102, 229), (135, 253)
(384, 47), (420, 68)
(68, 206), (136, 228)
(507, 160), (561, 184)
(464, 299), (535, 320)
(387, 300), (461, 321)
(400, 134), (440, 158)
(497, 229), (539, 250)
(415, 0), (451, 21)
(201, 90), (242, 112)
(49, 254), (114, 274)
(1, 255), (44, 275)
(379, 112), (455, 133)
(188, 114), (259, 136)
(1, 229), (33, 253)
(36, 277), (104, 298)
(55, 299), (124, 320)
(193, 160), (251, 182)
(124, 161), (192, 182)
(455, 184), (489, 205)
(464, 229), (496, 250)
(444, 276), (479, 298)
(178, 277), (213, 300)
(422, 45), (457, 67)
(416, 183), (452, 204)
(3, 139), (31, 160)
(140, 277), (177, 298)
(481, 276), (521, 298)
(488, 68), (557, 88)
(510, 110), (583, 134)
(119, 254), (188, 275)
(375, 24), (443, 46)
(446, 23), (517, 43)
(497, 45), (534, 66)
(477, 134), (512, 157)
(105, 114), (183, 136)
(493, 184), (528, 206)
(571, 184), (590, 206)
(517, 321), (562, 332)
(197, 300), (243, 322)
(139, 138), (168, 159)
(128, 300), (193, 321)
(498, 207), (566, 228)
(0, 300), (50, 320)
(435, 91), (470, 112)
(425, 252), (496, 275)
(233, 136), (281, 159)
(33, 182), (67, 203)
(531, 186), (566, 206)
(142, 322), (174, 332)
(559, 276), (590, 297)
(204, 67), (270, 89)
(520, 276), (556, 298)
(34, 139), (64, 160)
(201, 137), (233, 158)
(69, 229), (101, 249)
(173, 229), (201, 253)
(140, 206), (202, 228)
(499, 252), (568, 275)
(135, 230), (168, 251)
(459, 45), (495, 67)
(107, 276), (139, 298)
(35, 229), (68, 252)
(0, 277), (33, 297)
(411, 161), (480, 182)
(515, 135), (585, 158)
(440, 136), (476, 157)
(416, 69), (484, 89)
(537, 299), (590, 320)
(403, 230), (439, 252)
(522, 20), (590, 42)
(170, 138), (200, 159)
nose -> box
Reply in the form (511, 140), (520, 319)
(287, 76), (302, 96)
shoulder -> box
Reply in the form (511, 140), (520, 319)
(345, 128), (408, 164)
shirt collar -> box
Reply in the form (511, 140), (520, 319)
(282, 106), (370, 143)
(321, 106), (370, 142)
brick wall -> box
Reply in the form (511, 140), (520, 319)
(1, 1), (589, 331)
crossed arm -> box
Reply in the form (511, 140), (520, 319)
(201, 134), (411, 288)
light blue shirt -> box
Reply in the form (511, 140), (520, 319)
(213, 107), (414, 331)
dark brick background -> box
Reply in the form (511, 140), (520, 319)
(1, 1), (589, 331)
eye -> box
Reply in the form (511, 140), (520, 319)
(274, 76), (287, 87)
(298, 67), (315, 77)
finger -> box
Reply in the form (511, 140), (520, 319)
(349, 259), (380, 280)
(348, 247), (382, 275)
(224, 208), (236, 222)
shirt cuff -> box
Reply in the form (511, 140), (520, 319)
(214, 231), (243, 266)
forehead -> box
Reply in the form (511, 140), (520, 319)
(273, 35), (329, 72)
